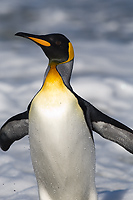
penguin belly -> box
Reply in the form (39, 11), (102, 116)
(29, 88), (97, 200)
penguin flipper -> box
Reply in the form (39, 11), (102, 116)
(89, 105), (133, 154)
(0, 111), (28, 151)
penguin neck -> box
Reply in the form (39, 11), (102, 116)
(41, 63), (65, 92)
(42, 59), (74, 92)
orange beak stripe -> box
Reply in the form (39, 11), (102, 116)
(28, 37), (51, 47)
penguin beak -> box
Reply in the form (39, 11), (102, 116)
(15, 32), (51, 47)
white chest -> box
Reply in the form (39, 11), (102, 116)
(29, 85), (96, 200)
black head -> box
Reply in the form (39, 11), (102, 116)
(15, 32), (74, 64)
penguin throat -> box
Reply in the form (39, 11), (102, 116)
(42, 63), (64, 91)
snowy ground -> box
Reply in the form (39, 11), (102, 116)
(0, 0), (133, 200)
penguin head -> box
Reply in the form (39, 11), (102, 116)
(15, 32), (74, 65)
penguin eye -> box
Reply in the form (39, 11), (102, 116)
(55, 41), (61, 46)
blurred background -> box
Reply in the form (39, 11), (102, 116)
(1, 0), (133, 42)
(0, 0), (133, 199)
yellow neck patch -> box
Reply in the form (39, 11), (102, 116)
(41, 63), (64, 92)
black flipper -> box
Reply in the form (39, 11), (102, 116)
(0, 111), (28, 151)
(75, 94), (133, 154)
(89, 104), (133, 153)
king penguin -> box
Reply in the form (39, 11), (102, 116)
(0, 32), (133, 200)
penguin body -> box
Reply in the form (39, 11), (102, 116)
(29, 64), (96, 199)
(0, 32), (133, 200)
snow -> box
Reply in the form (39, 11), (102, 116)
(0, 0), (133, 199)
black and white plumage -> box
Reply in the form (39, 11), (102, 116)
(0, 32), (133, 200)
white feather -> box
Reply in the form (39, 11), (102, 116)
(29, 71), (97, 200)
